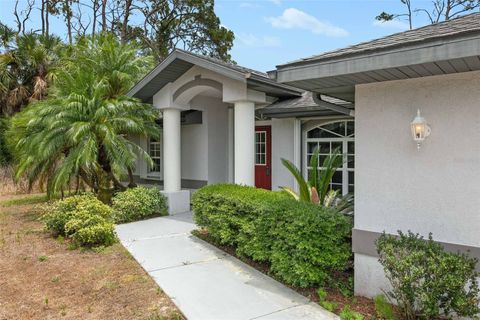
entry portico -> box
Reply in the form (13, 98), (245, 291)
(128, 49), (302, 213)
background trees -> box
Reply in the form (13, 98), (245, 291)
(7, 0), (234, 62)
(0, 26), (62, 115)
(0, 0), (233, 187)
(377, 0), (480, 29)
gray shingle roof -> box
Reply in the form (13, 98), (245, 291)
(263, 92), (352, 110)
(259, 92), (353, 117)
(279, 12), (480, 67)
(175, 49), (269, 78)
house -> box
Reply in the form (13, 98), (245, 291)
(272, 13), (480, 297)
(128, 13), (480, 297)
(127, 49), (354, 214)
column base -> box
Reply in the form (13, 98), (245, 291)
(161, 190), (191, 215)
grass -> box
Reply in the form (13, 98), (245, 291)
(0, 193), (49, 207)
(0, 193), (184, 319)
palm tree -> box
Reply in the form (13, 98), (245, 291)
(0, 25), (62, 115)
(9, 33), (157, 202)
(281, 148), (354, 214)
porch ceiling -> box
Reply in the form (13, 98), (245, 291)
(273, 13), (480, 103)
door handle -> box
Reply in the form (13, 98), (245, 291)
(266, 167), (270, 176)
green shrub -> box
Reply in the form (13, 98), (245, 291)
(376, 231), (480, 320)
(193, 184), (287, 248)
(317, 288), (328, 302)
(112, 186), (168, 223)
(67, 218), (115, 247)
(42, 194), (115, 248)
(0, 117), (11, 165)
(192, 184), (353, 288)
(339, 305), (364, 320)
(42, 194), (100, 235)
(374, 294), (395, 320)
(320, 300), (338, 312)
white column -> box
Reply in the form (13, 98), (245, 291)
(163, 108), (181, 192)
(227, 107), (234, 183)
(234, 101), (255, 186)
(293, 119), (302, 193)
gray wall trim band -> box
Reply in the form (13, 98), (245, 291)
(353, 228), (480, 271)
(131, 176), (207, 189)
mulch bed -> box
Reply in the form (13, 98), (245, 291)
(192, 228), (378, 319)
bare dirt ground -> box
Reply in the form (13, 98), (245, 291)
(0, 193), (184, 320)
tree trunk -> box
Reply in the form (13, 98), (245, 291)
(127, 167), (137, 188)
(45, 0), (50, 35)
(41, 0), (46, 35)
(109, 171), (127, 191)
(121, 0), (133, 43)
(91, 0), (97, 35)
(66, 0), (72, 44)
(406, 0), (413, 30)
(97, 188), (114, 204)
(101, 0), (107, 32)
(445, 0), (452, 20)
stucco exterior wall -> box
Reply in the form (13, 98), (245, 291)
(202, 96), (230, 184)
(354, 70), (480, 297)
(133, 95), (231, 186)
(270, 118), (297, 191)
(181, 121), (208, 182)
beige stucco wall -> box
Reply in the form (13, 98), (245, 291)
(354, 70), (480, 297)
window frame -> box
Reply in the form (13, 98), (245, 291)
(148, 137), (162, 176)
(255, 130), (267, 166)
(304, 120), (354, 196)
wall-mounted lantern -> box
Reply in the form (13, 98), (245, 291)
(410, 109), (431, 150)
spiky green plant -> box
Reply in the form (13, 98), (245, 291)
(0, 26), (62, 115)
(281, 147), (354, 214)
(8, 33), (157, 202)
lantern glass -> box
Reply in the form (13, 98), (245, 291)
(412, 123), (425, 140)
(410, 109), (430, 149)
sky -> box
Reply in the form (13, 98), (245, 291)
(0, 0), (435, 72)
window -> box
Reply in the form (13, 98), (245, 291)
(149, 138), (161, 174)
(305, 120), (354, 195)
(255, 131), (267, 165)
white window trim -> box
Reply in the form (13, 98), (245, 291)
(255, 130), (267, 166)
(147, 136), (162, 179)
(303, 120), (354, 196)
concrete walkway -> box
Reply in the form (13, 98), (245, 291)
(116, 212), (338, 320)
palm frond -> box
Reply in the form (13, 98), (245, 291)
(281, 158), (311, 202)
(279, 186), (300, 201)
(317, 148), (343, 204)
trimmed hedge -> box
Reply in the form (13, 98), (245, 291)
(192, 184), (353, 287)
(112, 186), (168, 223)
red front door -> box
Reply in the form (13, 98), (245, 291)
(255, 126), (272, 190)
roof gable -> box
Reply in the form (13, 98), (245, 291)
(129, 49), (301, 102)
